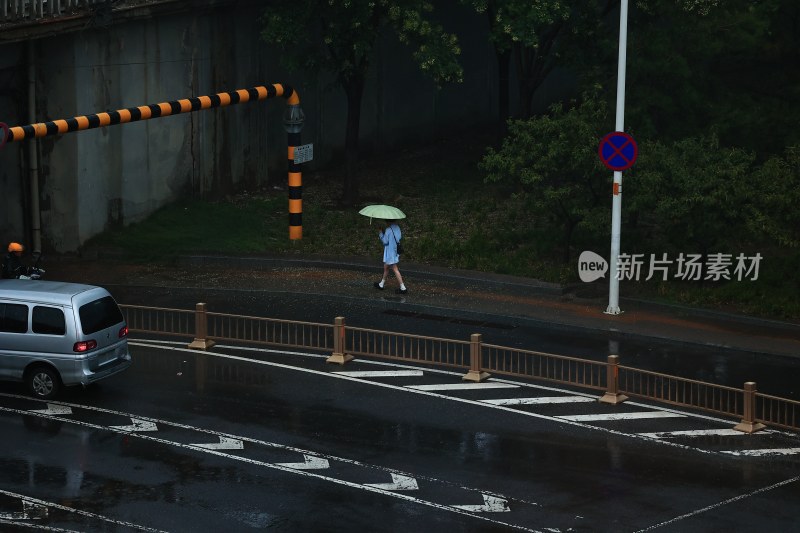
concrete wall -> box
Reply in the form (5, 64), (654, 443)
(1, 2), (507, 252)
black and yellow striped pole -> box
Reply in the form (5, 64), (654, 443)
(0, 83), (305, 240)
(283, 92), (304, 241)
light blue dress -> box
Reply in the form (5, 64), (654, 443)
(379, 223), (402, 265)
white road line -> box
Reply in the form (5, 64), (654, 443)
(639, 429), (749, 439)
(482, 396), (596, 406)
(721, 448), (800, 457)
(558, 412), (686, 422)
(407, 382), (519, 391)
(636, 475), (800, 532)
(333, 370), (424, 377)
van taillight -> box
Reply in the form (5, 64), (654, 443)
(119, 326), (128, 338)
(73, 340), (97, 352)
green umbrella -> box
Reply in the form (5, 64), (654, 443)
(358, 204), (406, 220)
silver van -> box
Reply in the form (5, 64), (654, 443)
(0, 280), (132, 399)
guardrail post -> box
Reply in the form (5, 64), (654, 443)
(462, 333), (490, 382)
(734, 381), (766, 433)
(326, 316), (353, 365)
(188, 303), (215, 350)
(599, 354), (628, 404)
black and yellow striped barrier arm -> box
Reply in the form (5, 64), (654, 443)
(0, 83), (304, 240)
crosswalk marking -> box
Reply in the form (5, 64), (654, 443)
(406, 383), (519, 391)
(333, 370), (424, 377)
(558, 411), (686, 422)
(721, 448), (800, 457)
(639, 429), (748, 439)
(482, 396), (595, 406)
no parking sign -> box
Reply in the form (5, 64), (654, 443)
(598, 131), (638, 171)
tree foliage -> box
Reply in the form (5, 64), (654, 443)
(480, 93), (610, 262)
(627, 135), (756, 254)
(748, 146), (800, 248)
(261, 0), (462, 205)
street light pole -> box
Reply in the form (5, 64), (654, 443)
(606, 0), (629, 315)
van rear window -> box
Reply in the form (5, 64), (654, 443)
(79, 296), (124, 334)
(0, 303), (28, 333)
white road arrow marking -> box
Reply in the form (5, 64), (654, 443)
(30, 403), (72, 416)
(0, 501), (48, 520)
(365, 473), (419, 491)
(110, 418), (158, 432)
(192, 436), (244, 450)
(452, 494), (510, 513)
(275, 454), (329, 470)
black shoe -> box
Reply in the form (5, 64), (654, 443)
(395, 288), (408, 294)
(373, 282), (384, 290)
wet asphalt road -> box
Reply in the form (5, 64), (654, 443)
(2, 338), (800, 532)
(1, 285), (799, 531)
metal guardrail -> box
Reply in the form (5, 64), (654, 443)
(483, 342), (606, 391)
(119, 303), (800, 433)
(346, 325), (471, 368)
(2, 0), (111, 22)
(123, 304), (194, 338)
(206, 311), (334, 353)
(618, 366), (743, 419)
(0, 0), (188, 23)
(756, 391), (799, 432)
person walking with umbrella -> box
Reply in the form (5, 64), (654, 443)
(374, 219), (407, 294)
(359, 205), (408, 294)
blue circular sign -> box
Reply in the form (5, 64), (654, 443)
(598, 131), (638, 171)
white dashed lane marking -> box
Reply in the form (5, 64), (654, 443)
(558, 412), (686, 422)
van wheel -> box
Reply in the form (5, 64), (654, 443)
(27, 366), (61, 400)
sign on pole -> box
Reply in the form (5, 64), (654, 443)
(293, 143), (313, 164)
(598, 131), (637, 172)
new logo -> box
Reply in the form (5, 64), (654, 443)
(578, 251), (608, 282)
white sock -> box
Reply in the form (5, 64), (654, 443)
(379, 280), (385, 288)
(400, 283), (406, 290)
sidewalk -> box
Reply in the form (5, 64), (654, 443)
(49, 253), (800, 358)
